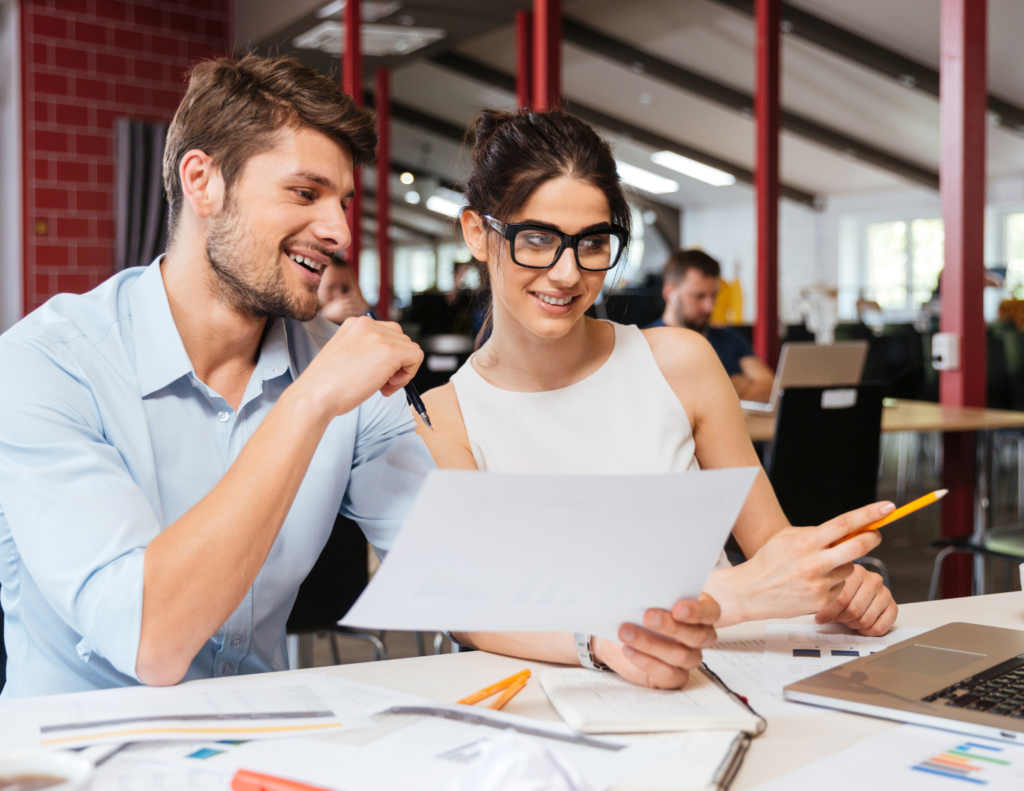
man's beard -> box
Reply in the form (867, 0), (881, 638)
(674, 303), (708, 333)
(205, 201), (320, 322)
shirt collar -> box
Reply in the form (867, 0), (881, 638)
(129, 258), (195, 397)
(256, 317), (298, 383)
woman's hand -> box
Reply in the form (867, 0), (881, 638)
(815, 563), (898, 635)
(592, 593), (720, 689)
(706, 501), (896, 627)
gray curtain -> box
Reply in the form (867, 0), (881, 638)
(114, 119), (169, 271)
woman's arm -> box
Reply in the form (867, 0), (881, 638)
(643, 327), (897, 634)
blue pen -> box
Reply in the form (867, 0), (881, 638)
(365, 312), (433, 430)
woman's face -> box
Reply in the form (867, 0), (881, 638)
(464, 177), (613, 340)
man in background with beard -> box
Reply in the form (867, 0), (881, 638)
(0, 55), (431, 697)
(647, 249), (775, 403)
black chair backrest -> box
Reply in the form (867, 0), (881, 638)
(286, 514), (370, 634)
(766, 384), (884, 528)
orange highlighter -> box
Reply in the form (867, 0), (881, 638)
(829, 489), (947, 547)
(232, 769), (334, 791)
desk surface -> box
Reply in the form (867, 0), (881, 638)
(745, 398), (1024, 443)
(297, 592), (1024, 790)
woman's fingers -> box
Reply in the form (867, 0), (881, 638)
(815, 501), (895, 549)
(619, 623), (706, 672)
(620, 648), (691, 689)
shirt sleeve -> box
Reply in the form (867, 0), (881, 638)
(0, 340), (156, 681)
(340, 390), (435, 557)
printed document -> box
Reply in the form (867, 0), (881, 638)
(342, 468), (759, 639)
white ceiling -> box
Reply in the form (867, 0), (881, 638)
(238, 0), (1024, 213)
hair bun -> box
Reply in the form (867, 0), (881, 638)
(466, 109), (518, 162)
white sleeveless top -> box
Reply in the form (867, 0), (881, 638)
(450, 322), (731, 568)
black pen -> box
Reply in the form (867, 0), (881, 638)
(365, 312), (433, 430)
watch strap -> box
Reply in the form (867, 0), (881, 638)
(574, 632), (610, 671)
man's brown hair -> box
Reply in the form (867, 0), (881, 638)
(663, 249), (721, 285)
(162, 54), (377, 245)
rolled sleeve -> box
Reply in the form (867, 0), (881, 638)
(340, 391), (434, 556)
(0, 344), (159, 680)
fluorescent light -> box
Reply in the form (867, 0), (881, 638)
(426, 195), (461, 217)
(650, 151), (736, 187)
(615, 160), (679, 194)
(294, 21), (445, 57)
(317, 1), (402, 21)
(404, 190), (420, 204)
(399, 171), (415, 185)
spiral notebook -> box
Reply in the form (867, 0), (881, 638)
(539, 665), (766, 735)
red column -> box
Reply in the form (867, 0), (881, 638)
(375, 69), (392, 321)
(754, 0), (781, 369)
(343, 0), (363, 278)
(516, 10), (534, 110)
(532, 0), (561, 111)
(939, 0), (988, 597)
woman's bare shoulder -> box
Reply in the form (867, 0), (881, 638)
(416, 382), (478, 470)
(641, 326), (721, 372)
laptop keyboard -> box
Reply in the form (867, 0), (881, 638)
(922, 654), (1024, 717)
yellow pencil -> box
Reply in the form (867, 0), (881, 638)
(457, 669), (531, 706)
(488, 676), (529, 711)
(830, 489), (948, 547)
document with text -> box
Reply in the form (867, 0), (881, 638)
(342, 468), (759, 640)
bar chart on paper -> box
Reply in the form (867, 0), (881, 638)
(911, 739), (1019, 785)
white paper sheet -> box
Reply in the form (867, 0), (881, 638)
(0, 672), (371, 749)
(341, 468), (759, 640)
(751, 724), (1024, 790)
(703, 637), (805, 717)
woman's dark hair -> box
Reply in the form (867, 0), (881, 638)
(461, 109), (631, 346)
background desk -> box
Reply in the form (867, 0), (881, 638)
(277, 593), (1023, 790)
(747, 400), (1024, 595)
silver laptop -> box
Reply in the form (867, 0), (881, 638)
(740, 340), (870, 415)
(785, 623), (1024, 743)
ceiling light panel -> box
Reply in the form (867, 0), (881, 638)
(317, 1), (401, 23)
(425, 196), (462, 217)
(614, 160), (679, 195)
(650, 151), (736, 187)
(294, 21), (446, 57)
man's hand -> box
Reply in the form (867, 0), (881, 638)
(815, 564), (897, 636)
(297, 316), (423, 417)
(592, 593), (720, 689)
(709, 501), (895, 627)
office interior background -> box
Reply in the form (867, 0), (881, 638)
(1, 0), (1023, 661)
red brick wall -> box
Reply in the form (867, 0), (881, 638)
(21, 0), (230, 312)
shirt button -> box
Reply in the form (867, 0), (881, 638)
(218, 411), (230, 422)
(222, 662), (234, 675)
(231, 636), (242, 647)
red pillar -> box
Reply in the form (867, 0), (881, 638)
(343, 0), (363, 278)
(939, 0), (988, 597)
(375, 69), (392, 321)
(532, 0), (561, 111)
(754, 0), (781, 369)
(516, 10), (534, 110)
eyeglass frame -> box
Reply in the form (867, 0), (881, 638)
(482, 215), (629, 271)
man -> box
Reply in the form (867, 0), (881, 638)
(318, 257), (370, 324)
(0, 56), (431, 697)
(648, 250), (775, 403)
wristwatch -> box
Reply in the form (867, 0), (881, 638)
(574, 632), (610, 671)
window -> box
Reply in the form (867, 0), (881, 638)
(864, 218), (943, 309)
(1005, 213), (1024, 297)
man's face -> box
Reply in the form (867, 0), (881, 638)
(205, 126), (354, 322)
(318, 262), (357, 306)
(668, 268), (720, 332)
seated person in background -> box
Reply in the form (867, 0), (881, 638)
(318, 256), (370, 324)
(0, 55), (430, 698)
(415, 108), (897, 691)
(647, 250), (775, 403)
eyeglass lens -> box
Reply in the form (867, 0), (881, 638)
(513, 229), (621, 270)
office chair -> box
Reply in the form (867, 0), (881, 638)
(765, 384), (890, 587)
(286, 513), (387, 667)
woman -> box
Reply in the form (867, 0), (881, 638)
(415, 109), (897, 689)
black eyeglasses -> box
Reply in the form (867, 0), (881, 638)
(484, 215), (629, 272)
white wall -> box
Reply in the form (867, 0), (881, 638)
(681, 175), (1024, 325)
(0, 0), (21, 333)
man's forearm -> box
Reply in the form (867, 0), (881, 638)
(137, 384), (333, 685)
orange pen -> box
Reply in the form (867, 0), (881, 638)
(488, 675), (529, 711)
(829, 489), (947, 547)
(457, 669), (531, 706)
(232, 769), (335, 791)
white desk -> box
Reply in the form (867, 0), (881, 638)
(289, 592), (1024, 790)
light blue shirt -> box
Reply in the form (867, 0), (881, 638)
(0, 260), (434, 698)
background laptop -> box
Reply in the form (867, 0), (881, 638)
(740, 340), (870, 415)
(784, 623), (1024, 743)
